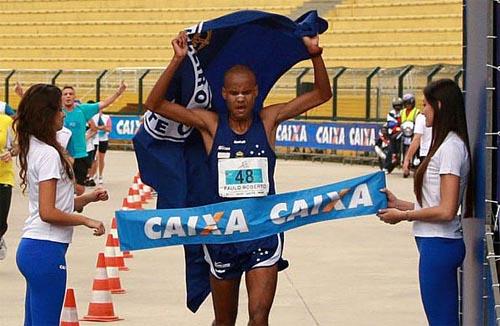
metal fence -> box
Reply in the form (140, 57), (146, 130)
(1, 63), (462, 121)
(295, 63), (462, 121)
(486, 0), (500, 324)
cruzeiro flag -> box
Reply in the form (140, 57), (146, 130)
(133, 10), (328, 313)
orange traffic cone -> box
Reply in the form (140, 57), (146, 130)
(130, 182), (143, 206)
(138, 183), (147, 204)
(127, 188), (142, 210)
(142, 184), (153, 201)
(113, 237), (129, 270)
(110, 218), (128, 271)
(104, 234), (126, 294)
(118, 201), (134, 259)
(120, 198), (130, 210)
(135, 177), (147, 202)
(137, 177), (150, 204)
(60, 288), (79, 326)
(82, 253), (121, 321)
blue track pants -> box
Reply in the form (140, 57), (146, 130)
(16, 238), (69, 326)
(416, 236), (465, 326)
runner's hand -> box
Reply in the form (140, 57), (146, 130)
(302, 35), (323, 57)
(172, 31), (188, 59)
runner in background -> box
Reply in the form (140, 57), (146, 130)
(90, 108), (112, 185)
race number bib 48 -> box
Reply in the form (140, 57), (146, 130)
(218, 157), (269, 198)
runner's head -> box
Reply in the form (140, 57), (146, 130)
(222, 65), (258, 121)
(61, 85), (76, 109)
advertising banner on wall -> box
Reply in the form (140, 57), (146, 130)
(109, 115), (142, 140)
(275, 120), (380, 152)
(109, 116), (380, 152)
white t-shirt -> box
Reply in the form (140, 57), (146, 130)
(56, 127), (72, 149)
(413, 113), (432, 157)
(92, 113), (111, 142)
(86, 128), (97, 152)
(22, 137), (75, 243)
(413, 132), (469, 239)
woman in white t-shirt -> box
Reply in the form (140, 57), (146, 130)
(377, 79), (473, 325)
(13, 84), (107, 325)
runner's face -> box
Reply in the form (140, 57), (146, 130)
(62, 88), (75, 108)
(223, 72), (258, 121)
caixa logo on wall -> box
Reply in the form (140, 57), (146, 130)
(276, 121), (380, 152)
(109, 116), (141, 140)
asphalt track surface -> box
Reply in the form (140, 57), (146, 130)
(0, 150), (427, 325)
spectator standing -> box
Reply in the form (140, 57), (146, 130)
(0, 102), (17, 260)
(13, 84), (107, 325)
(91, 109), (112, 184)
(61, 81), (126, 195)
(378, 79), (473, 325)
(403, 111), (432, 177)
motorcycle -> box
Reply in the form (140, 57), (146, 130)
(401, 120), (414, 164)
(400, 120), (422, 177)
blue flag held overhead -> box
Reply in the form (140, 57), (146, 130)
(133, 10), (328, 313)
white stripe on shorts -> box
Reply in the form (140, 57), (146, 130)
(202, 244), (222, 280)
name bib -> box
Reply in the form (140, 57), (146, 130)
(218, 157), (269, 198)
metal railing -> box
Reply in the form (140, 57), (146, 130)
(484, 0), (500, 324)
(2, 64), (463, 121)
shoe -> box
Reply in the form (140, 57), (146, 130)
(0, 238), (7, 260)
(85, 178), (96, 187)
(98, 176), (103, 185)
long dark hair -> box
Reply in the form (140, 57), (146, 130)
(13, 84), (74, 192)
(414, 78), (474, 217)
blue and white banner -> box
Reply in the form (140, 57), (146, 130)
(116, 172), (386, 251)
(109, 115), (141, 140)
(108, 115), (381, 152)
(276, 120), (381, 152)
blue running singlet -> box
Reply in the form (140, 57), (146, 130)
(204, 112), (287, 279)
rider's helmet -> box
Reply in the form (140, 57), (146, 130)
(391, 97), (403, 111)
(402, 93), (416, 108)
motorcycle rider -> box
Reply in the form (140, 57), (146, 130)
(378, 97), (404, 173)
(401, 93), (419, 124)
(386, 97), (403, 130)
(400, 93), (420, 170)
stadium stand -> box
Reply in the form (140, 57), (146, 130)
(290, 0), (463, 118)
(0, 0), (462, 118)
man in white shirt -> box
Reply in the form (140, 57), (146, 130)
(403, 112), (432, 177)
